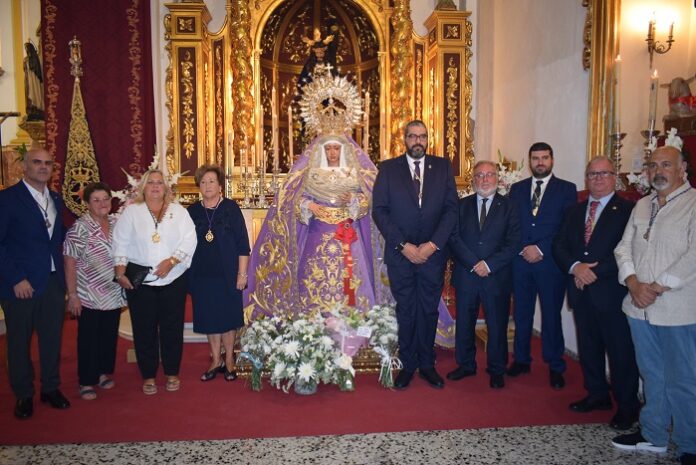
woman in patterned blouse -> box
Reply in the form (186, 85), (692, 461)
(64, 182), (126, 401)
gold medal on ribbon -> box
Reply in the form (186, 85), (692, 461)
(205, 229), (214, 242)
(152, 231), (161, 243)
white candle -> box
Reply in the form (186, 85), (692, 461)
(613, 55), (621, 134)
(363, 91), (370, 153)
(288, 105), (294, 162)
(648, 69), (659, 133)
(272, 87), (279, 173)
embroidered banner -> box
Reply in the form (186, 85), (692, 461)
(42, 0), (155, 219)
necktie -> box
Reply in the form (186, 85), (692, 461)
(479, 197), (488, 231)
(584, 200), (600, 245)
(413, 161), (421, 198)
(531, 180), (543, 216)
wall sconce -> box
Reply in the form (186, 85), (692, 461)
(646, 15), (674, 68)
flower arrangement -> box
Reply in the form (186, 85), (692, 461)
(240, 313), (354, 393)
(238, 304), (400, 392)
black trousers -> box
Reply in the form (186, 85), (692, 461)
(387, 258), (446, 372)
(126, 273), (187, 379)
(77, 307), (122, 386)
(454, 288), (511, 376)
(574, 293), (640, 412)
(1, 274), (65, 399)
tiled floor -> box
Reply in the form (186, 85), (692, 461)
(0, 424), (678, 465)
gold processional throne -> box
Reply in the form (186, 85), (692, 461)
(163, 0), (474, 203)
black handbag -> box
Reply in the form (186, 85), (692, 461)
(121, 262), (154, 289)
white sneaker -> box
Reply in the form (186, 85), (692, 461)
(612, 431), (667, 453)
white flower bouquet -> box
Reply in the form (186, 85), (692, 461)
(364, 305), (400, 388)
(238, 316), (281, 391)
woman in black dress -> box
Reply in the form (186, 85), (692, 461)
(188, 165), (250, 381)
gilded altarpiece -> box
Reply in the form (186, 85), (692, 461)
(423, 9), (473, 188)
(164, 0), (474, 197)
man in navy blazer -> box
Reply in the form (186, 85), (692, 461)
(372, 120), (458, 390)
(552, 157), (639, 430)
(508, 142), (576, 389)
(0, 148), (70, 419)
(447, 161), (521, 389)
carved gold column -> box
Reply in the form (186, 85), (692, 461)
(424, 6), (474, 188)
(585, 0), (620, 161)
(230, 0), (255, 169)
(164, 1), (211, 200)
(389, 0), (413, 158)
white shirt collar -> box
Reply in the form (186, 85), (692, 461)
(23, 179), (49, 198)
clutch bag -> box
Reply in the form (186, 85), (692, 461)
(123, 262), (153, 289)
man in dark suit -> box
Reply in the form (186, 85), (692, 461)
(372, 120), (458, 390)
(552, 156), (639, 430)
(508, 142), (576, 389)
(447, 161), (521, 389)
(0, 148), (70, 419)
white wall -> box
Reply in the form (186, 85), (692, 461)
(619, 0), (696, 173)
(477, 0), (590, 354)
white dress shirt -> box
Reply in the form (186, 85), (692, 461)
(113, 202), (197, 286)
(406, 154), (425, 207)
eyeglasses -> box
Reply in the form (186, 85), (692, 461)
(473, 172), (497, 180)
(405, 134), (428, 142)
(586, 171), (615, 180)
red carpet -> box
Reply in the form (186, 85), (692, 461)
(0, 319), (610, 446)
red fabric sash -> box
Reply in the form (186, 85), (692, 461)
(335, 219), (357, 306)
(669, 95), (696, 110)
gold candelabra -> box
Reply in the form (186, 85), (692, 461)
(646, 17), (674, 68)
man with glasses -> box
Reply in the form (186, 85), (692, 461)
(507, 142), (576, 389)
(447, 161), (520, 389)
(372, 120), (458, 390)
(613, 145), (696, 465)
(553, 156), (639, 430)
(0, 148), (70, 419)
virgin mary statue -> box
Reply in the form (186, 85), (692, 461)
(244, 64), (454, 347)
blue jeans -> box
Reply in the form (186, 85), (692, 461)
(628, 317), (696, 456)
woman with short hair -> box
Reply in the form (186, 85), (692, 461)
(64, 182), (125, 400)
(188, 164), (250, 381)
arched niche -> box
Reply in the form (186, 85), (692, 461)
(253, 0), (386, 169)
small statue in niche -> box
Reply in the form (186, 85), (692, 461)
(662, 74), (696, 117)
(23, 40), (45, 121)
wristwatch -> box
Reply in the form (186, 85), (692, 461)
(397, 242), (406, 251)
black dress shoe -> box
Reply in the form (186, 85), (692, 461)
(569, 396), (612, 413)
(610, 409), (640, 431)
(489, 374), (505, 389)
(446, 366), (476, 381)
(549, 370), (565, 390)
(418, 367), (445, 389)
(394, 370), (414, 390)
(681, 453), (696, 465)
(200, 367), (219, 382)
(40, 390), (71, 409)
(14, 398), (33, 419)
(506, 362), (531, 377)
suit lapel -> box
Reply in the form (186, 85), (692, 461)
(537, 175), (557, 215)
(587, 193), (618, 247)
(17, 181), (52, 240)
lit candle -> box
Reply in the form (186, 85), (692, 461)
(363, 91), (370, 153)
(272, 87), (279, 173)
(648, 69), (659, 133)
(288, 105), (294, 162)
(613, 55), (621, 134)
